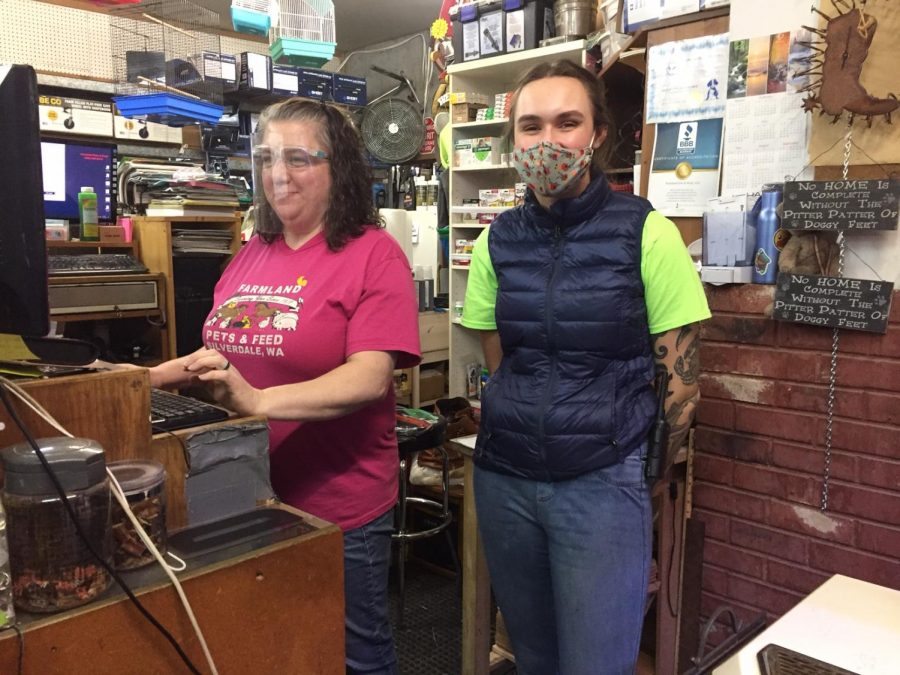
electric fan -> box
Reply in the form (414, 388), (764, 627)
(359, 67), (426, 164)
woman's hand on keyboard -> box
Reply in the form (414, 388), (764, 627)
(184, 348), (262, 417)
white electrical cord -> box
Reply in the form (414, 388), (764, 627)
(0, 377), (219, 675)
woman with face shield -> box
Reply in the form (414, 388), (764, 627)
(147, 99), (420, 675)
(460, 61), (711, 674)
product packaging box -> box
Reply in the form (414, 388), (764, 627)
(467, 137), (505, 167)
(45, 223), (69, 241)
(272, 64), (299, 96)
(196, 52), (237, 87)
(418, 368), (447, 403)
(479, 188), (517, 207)
(451, 2), (483, 62)
(238, 52), (271, 93)
(504, 0), (555, 52)
(99, 226), (127, 244)
(451, 103), (480, 124)
(454, 138), (474, 167)
(332, 74), (367, 106)
(297, 67), (333, 100)
(479, 1), (506, 58)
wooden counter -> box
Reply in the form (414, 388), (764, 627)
(0, 370), (344, 673)
(0, 505), (344, 675)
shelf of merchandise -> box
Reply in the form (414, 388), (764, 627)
(446, 41), (588, 398)
(453, 119), (509, 130)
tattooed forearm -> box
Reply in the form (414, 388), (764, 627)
(665, 394), (697, 459)
(652, 323), (702, 462)
(652, 339), (669, 361)
(673, 330), (700, 387)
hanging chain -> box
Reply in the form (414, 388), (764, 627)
(821, 121), (852, 511)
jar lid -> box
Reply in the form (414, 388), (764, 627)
(1, 437), (107, 495)
(108, 460), (165, 494)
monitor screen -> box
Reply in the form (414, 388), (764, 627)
(41, 139), (117, 221)
(0, 64), (50, 338)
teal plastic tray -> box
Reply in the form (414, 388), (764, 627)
(270, 37), (336, 68)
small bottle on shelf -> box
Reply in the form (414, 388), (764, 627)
(78, 186), (99, 241)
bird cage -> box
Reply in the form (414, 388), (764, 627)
(269, 0), (337, 68)
(231, 0), (273, 36)
(109, 0), (225, 126)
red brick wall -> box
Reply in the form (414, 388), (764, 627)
(693, 284), (900, 627)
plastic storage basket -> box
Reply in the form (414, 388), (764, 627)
(114, 93), (224, 126)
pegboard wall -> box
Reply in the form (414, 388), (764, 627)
(0, 0), (267, 83)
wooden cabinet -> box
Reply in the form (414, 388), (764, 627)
(133, 215), (242, 358)
(396, 311), (451, 409)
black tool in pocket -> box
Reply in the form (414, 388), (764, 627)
(644, 366), (671, 483)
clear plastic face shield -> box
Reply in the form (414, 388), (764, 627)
(250, 126), (331, 236)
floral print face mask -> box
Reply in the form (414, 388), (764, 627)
(511, 134), (595, 197)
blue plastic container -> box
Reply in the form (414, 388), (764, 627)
(113, 94), (224, 126)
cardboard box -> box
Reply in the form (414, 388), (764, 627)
(479, 188), (516, 207)
(271, 64), (299, 96)
(297, 67), (333, 100)
(99, 226), (127, 244)
(419, 311), (449, 353)
(45, 224), (69, 241)
(195, 52), (237, 87)
(418, 368), (446, 403)
(332, 73), (367, 106)
(238, 52), (271, 93)
(465, 137), (505, 167)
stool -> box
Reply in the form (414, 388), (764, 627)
(393, 416), (458, 626)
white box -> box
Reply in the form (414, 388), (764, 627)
(468, 137), (505, 167)
(700, 265), (753, 285)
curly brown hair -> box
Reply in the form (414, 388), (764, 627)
(505, 60), (616, 176)
(255, 99), (382, 251)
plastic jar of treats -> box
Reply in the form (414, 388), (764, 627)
(1, 437), (112, 613)
(108, 460), (167, 570)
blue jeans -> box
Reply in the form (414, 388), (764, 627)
(343, 508), (399, 675)
(474, 446), (652, 675)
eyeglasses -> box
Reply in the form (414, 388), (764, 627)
(252, 145), (330, 170)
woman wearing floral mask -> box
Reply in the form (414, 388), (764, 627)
(461, 60), (710, 673)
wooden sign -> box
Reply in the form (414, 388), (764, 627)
(781, 179), (899, 231)
(773, 273), (894, 334)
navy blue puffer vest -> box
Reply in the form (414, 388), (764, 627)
(474, 175), (658, 481)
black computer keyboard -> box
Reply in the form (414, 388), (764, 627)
(48, 253), (149, 276)
(150, 388), (230, 432)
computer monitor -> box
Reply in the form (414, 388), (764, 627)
(0, 64), (50, 338)
(41, 138), (117, 221)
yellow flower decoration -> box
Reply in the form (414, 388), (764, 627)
(296, 275), (308, 287)
(431, 18), (449, 41)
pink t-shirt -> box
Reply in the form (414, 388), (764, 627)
(204, 227), (421, 530)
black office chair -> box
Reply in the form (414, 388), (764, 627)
(392, 413), (458, 627)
